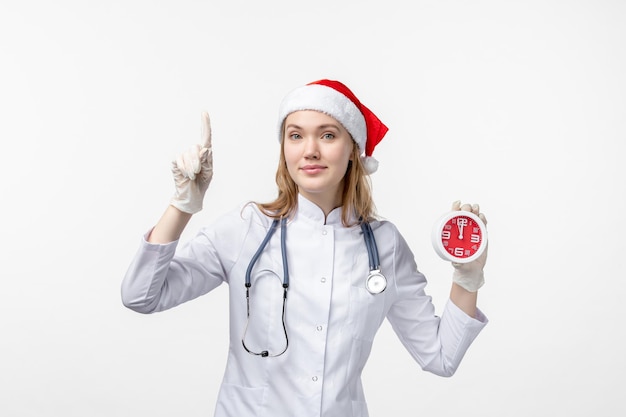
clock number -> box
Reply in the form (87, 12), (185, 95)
(470, 234), (480, 243)
(454, 247), (464, 257)
(442, 231), (451, 239)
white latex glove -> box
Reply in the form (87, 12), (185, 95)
(170, 112), (214, 214)
(451, 200), (488, 292)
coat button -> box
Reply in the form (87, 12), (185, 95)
(312, 376), (318, 382)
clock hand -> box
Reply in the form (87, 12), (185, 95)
(457, 218), (467, 240)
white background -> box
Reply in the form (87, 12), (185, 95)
(1, 0), (624, 416)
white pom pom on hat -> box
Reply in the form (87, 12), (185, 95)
(277, 79), (388, 174)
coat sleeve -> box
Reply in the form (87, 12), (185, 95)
(120, 228), (225, 314)
(120, 208), (255, 314)
(384, 225), (488, 377)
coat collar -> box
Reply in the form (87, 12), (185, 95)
(295, 194), (354, 226)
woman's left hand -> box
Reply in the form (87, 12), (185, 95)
(450, 201), (488, 292)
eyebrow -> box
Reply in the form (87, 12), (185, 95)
(285, 123), (341, 131)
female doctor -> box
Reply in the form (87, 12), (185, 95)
(121, 79), (489, 417)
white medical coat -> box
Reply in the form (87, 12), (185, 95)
(122, 195), (488, 417)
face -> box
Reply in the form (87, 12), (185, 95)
(283, 110), (354, 210)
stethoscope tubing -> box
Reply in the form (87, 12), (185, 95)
(243, 218), (289, 357)
(245, 218), (286, 288)
(242, 217), (386, 357)
(360, 221), (381, 271)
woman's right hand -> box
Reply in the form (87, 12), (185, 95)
(170, 112), (214, 214)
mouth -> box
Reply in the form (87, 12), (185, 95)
(300, 164), (326, 174)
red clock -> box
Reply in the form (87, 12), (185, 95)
(431, 211), (487, 263)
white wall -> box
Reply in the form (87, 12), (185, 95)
(1, 1), (624, 416)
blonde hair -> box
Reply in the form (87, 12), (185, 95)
(256, 129), (377, 227)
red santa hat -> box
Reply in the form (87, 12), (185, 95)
(277, 79), (388, 174)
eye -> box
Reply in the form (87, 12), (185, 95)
(288, 133), (302, 140)
(322, 133), (335, 140)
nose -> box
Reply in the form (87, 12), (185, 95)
(303, 137), (320, 160)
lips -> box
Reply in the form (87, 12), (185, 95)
(301, 164), (326, 174)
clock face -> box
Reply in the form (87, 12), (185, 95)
(432, 211), (487, 263)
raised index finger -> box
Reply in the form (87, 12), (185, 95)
(201, 111), (212, 148)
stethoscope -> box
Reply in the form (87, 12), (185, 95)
(241, 217), (386, 357)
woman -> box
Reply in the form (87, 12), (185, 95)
(121, 79), (489, 417)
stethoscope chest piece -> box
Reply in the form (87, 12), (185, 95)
(366, 270), (387, 294)
(360, 221), (386, 294)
